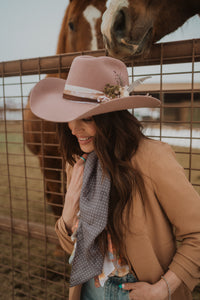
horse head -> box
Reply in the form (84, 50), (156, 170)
(56, 0), (106, 55)
(101, 0), (200, 59)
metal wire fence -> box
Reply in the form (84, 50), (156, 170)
(0, 40), (200, 299)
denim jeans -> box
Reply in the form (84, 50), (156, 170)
(80, 273), (137, 300)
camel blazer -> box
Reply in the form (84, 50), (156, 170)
(55, 138), (200, 300)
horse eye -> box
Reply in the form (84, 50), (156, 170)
(68, 21), (75, 31)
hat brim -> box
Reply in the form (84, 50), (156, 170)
(30, 77), (161, 123)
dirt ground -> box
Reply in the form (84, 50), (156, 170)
(1, 231), (70, 299)
(0, 121), (200, 299)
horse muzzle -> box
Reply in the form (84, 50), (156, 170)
(101, 5), (153, 59)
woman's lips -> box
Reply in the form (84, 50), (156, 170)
(77, 136), (93, 145)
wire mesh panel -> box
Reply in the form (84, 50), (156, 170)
(129, 41), (200, 196)
(0, 64), (70, 299)
(0, 41), (200, 299)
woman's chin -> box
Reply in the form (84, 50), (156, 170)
(80, 144), (94, 153)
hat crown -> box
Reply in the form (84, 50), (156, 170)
(66, 56), (129, 91)
(30, 55), (160, 123)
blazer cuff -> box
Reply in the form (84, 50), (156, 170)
(55, 216), (74, 254)
(169, 258), (199, 291)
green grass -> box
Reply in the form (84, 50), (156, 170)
(0, 121), (57, 225)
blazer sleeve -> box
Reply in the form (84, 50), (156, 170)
(55, 162), (75, 255)
(55, 216), (74, 254)
(149, 143), (200, 291)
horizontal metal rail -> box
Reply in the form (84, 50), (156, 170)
(0, 39), (200, 77)
(0, 215), (59, 244)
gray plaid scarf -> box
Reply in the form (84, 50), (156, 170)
(70, 151), (111, 287)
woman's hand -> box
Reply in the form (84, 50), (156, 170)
(122, 281), (166, 300)
(123, 270), (182, 300)
(62, 154), (87, 232)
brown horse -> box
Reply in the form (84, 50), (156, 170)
(101, 0), (200, 58)
(24, 0), (106, 219)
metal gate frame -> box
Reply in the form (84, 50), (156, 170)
(0, 39), (200, 299)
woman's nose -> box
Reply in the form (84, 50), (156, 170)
(68, 120), (83, 135)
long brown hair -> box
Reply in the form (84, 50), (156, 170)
(57, 110), (146, 256)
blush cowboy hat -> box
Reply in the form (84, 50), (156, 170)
(30, 55), (160, 122)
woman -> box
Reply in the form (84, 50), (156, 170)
(30, 55), (200, 300)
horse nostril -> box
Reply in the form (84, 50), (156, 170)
(113, 9), (126, 38)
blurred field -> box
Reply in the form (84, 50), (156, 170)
(0, 121), (200, 299)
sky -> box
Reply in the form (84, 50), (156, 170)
(0, 0), (200, 62)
